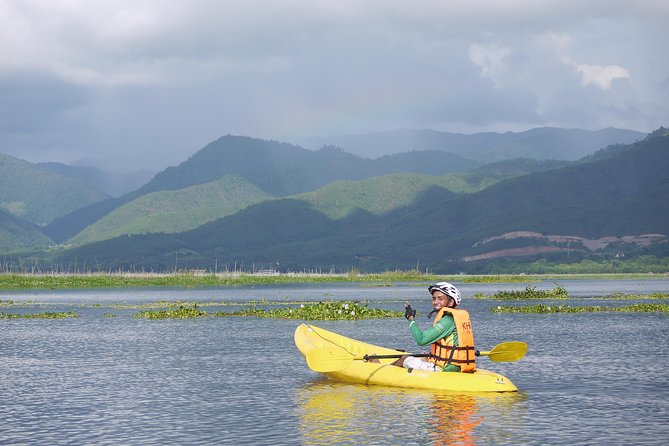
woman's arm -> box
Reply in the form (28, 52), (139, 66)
(408, 317), (455, 346)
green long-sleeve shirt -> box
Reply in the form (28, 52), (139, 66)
(408, 315), (460, 372)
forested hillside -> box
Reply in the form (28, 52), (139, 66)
(51, 158), (561, 245)
(137, 136), (481, 196)
(43, 136), (480, 242)
(69, 176), (272, 245)
(0, 208), (53, 252)
(45, 129), (669, 272)
(0, 153), (109, 226)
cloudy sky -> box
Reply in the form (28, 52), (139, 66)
(1, 0), (667, 170)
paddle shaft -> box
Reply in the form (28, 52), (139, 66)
(364, 350), (487, 361)
(363, 353), (430, 360)
(306, 341), (526, 373)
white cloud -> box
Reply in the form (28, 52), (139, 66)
(536, 32), (632, 90)
(468, 44), (511, 86)
(576, 64), (630, 90)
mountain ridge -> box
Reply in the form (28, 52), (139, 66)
(41, 127), (644, 243)
(43, 136), (481, 242)
(294, 127), (645, 161)
(43, 130), (668, 272)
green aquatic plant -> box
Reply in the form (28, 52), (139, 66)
(0, 311), (79, 319)
(602, 292), (669, 300)
(491, 303), (669, 314)
(215, 300), (402, 320)
(474, 285), (569, 300)
(128, 300), (400, 320)
(132, 304), (208, 319)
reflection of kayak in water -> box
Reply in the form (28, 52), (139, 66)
(295, 323), (519, 392)
(297, 381), (526, 445)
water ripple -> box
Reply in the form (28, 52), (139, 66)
(2, 283), (669, 445)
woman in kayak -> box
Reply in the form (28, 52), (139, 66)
(394, 282), (477, 373)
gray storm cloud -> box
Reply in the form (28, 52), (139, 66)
(0, 0), (667, 167)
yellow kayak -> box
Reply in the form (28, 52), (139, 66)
(294, 323), (519, 393)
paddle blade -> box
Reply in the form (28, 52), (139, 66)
(305, 348), (357, 373)
(478, 341), (527, 362)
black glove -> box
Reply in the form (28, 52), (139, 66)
(404, 304), (416, 320)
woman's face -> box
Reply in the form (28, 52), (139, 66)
(431, 291), (450, 311)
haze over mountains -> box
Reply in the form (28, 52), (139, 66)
(294, 127), (645, 161)
(0, 126), (666, 273)
(60, 127), (645, 173)
(38, 163), (155, 198)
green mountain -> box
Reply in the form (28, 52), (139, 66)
(136, 137), (481, 196)
(46, 130), (669, 272)
(43, 136), (480, 242)
(71, 174), (452, 245)
(293, 172), (498, 220)
(0, 208), (53, 252)
(296, 127), (645, 161)
(294, 174), (458, 219)
(0, 153), (109, 226)
(579, 126), (669, 163)
(69, 176), (272, 245)
(61, 157), (557, 245)
(31, 128), (644, 244)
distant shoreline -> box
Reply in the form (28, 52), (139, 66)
(1, 271), (666, 290)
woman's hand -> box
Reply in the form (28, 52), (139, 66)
(404, 303), (416, 320)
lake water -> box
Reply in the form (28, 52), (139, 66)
(1, 279), (668, 445)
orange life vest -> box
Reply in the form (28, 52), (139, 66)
(429, 307), (476, 372)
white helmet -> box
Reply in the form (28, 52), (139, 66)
(428, 282), (461, 306)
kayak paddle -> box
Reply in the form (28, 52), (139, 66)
(477, 341), (527, 362)
(305, 341), (527, 373)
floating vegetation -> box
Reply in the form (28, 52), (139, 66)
(128, 301), (400, 320)
(492, 303), (669, 314)
(132, 304), (208, 319)
(601, 292), (669, 300)
(215, 301), (402, 320)
(4, 293), (667, 321)
(473, 285), (569, 300)
(0, 311), (79, 319)
(110, 300), (229, 309)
